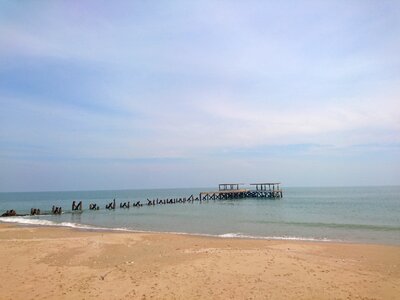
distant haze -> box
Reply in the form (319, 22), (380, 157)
(0, 1), (399, 192)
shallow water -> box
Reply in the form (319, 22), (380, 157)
(1, 186), (399, 244)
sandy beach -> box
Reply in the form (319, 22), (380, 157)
(0, 224), (399, 299)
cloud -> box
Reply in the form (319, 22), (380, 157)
(0, 0), (399, 190)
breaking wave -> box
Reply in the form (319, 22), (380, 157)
(0, 216), (334, 242)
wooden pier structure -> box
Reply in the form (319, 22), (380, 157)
(1, 182), (283, 217)
(199, 183), (283, 201)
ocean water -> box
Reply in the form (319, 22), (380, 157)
(0, 186), (399, 245)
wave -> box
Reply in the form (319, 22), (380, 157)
(0, 216), (335, 242)
(0, 217), (134, 232)
(246, 220), (400, 231)
(217, 233), (333, 242)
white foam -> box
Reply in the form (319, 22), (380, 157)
(0, 217), (133, 232)
(218, 232), (333, 242)
(0, 217), (334, 242)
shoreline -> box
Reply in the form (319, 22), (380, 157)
(1, 217), (398, 246)
(1, 223), (399, 299)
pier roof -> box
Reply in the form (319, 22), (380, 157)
(250, 183), (280, 185)
(218, 183), (244, 191)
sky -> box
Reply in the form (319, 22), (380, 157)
(0, 0), (399, 192)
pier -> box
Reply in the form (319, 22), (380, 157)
(1, 182), (283, 217)
(248, 183), (283, 198)
(199, 183), (283, 200)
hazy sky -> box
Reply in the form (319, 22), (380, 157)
(1, 1), (399, 191)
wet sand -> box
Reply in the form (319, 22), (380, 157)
(0, 223), (399, 299)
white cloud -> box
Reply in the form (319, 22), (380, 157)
(1, 1), (400, 190)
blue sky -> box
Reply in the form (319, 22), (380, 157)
(0, 0), (399, 191)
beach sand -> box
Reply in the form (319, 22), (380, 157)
(0, 224), (399, 299)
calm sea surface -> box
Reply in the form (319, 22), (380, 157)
(0, 186), (399, 244)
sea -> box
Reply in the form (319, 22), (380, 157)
(0, 186), (399, 245)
